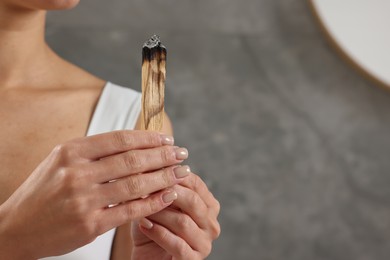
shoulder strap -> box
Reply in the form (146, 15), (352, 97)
(86, 82), (141, 136)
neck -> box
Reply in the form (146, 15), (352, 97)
(0, 4), (52, 88)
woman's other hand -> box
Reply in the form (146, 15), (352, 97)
(0, 130), (189, 259)
(131, 169), (221, 260)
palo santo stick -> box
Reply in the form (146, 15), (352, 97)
(141, 35), (167, 131)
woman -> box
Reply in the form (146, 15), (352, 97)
(0, 0), (220, 259)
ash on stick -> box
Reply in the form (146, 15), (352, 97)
(141, 35), (166, 131)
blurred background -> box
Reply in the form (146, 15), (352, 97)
(46, 0), (390, 259)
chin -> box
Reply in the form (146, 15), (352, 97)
(17, 0), (81, 10)
(45, 0), (81, 10)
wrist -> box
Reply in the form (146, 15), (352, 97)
(0, 203), (33, 260)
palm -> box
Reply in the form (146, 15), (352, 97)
(131, 221), (173, 260)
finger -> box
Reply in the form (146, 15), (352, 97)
(99, 166), (190, 206)
(98, 189), (178, 233)
(180, 172), (220, 216)
(89, 146), (188, 183)
(170, 185), (209, 229)
(69, 130), (173, 160)
(131, 220), (152, 246)
(171, 185), (221, 240)
(139, 221), (203, 260)
(147, 209), (209, 253)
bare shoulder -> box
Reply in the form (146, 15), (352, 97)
(52, 54), (106, 92)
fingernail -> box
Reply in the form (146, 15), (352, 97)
(139, 218), (153, 229)
(174, 165), (191, 179)
(161, 135), (174, 145)
(162, 190), (178, 203)
(175, 147), (188, 160)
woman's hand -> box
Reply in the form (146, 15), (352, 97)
(0, 130), (189, 260)
(131, 169), (221, 260)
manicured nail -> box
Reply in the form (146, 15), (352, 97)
(139, 218), (153, 229)
(162, 190), (178, 203)
(175, 147), (188, 160)
(161, 135), (174, 145)
(174, 165), (191, 179)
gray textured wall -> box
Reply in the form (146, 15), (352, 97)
(46, 1), (390, 259)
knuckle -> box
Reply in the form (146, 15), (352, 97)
(160, 147), (175, 163)
(210, 220), (221, 239)
(57, 166), (71, 181)
(52, 143), (67, 155)
(147, 200), (159, 214)
(124, 204), (138, 220)
(145, 132), (161, 146)
(175, 214), (191, 231)
(193, 174), (203, 189)
(78, 165), (94, 179)
(52, 142), (76, 160)
(123, 177), (143, 195)
(67, 203), (97, 237)
(58, 167), (78, 190)
(113, 131), (133, 149)
(78, 216), (97, 237)
(124, 194), (166, 220)
(188, 192), (200, 206)
(70, 198), (89, 218)
(189, 173), (201, 190)
(146, 197), (164, 215)
(175, 241), (190, 258)
(123, 151), (142, 171)
(202, 241), (212, 258)
(160, 228), (170, 241)
(162, 168), (175, 185)
(187, 193), (207, 214)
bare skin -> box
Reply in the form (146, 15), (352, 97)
(0, 0), (220, 259)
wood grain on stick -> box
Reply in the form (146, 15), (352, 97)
(141, 35), (166, 131)
(112, 36), (167, 258)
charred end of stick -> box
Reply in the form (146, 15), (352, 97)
(143, 35), (164, 49)
(142, 35), (167, 63)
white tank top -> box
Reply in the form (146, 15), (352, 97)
(42, 82), (141, 260)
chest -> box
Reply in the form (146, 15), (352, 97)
(0, 89), (100, 205)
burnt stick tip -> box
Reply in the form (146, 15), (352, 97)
(142, 35), (166, 63)
(143, 35), (166, 49)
